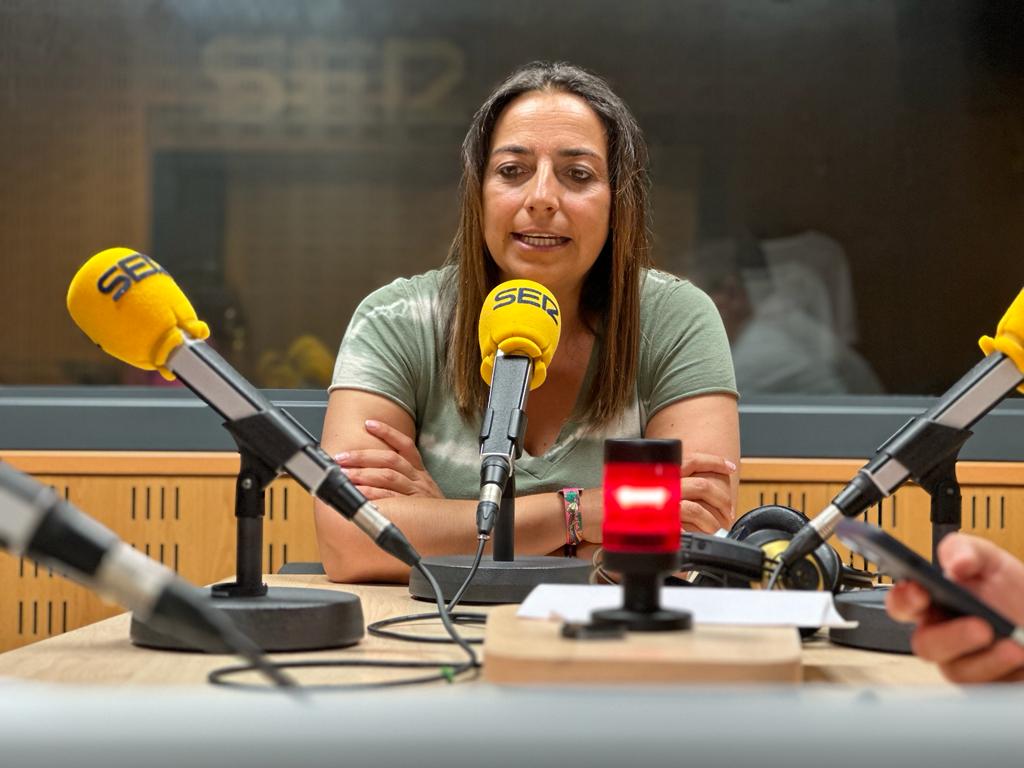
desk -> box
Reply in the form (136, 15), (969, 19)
(8, 576), (1023, 768)
(0, 574), (947, 687)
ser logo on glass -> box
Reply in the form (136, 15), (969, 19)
(492, 286), (560, 324)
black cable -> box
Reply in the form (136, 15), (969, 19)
(367, 537), (489, 645)
(414, 561), (480, 668)
(765, 560), (785, 590)
(192, 595), (299, 690)
(214, 618), (299, 690)
(368, 611), (487, 645)
(208, 657), (478, 692)
(446, 537), (487, 612)
(207, 561), (480, 692)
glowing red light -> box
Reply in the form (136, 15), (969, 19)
(603, 446), (681, 554)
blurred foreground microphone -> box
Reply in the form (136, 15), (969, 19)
(67, 248), (419, 569)
(773, 287), (1024, 580)
(475, 280), (561, 536)
(0, 461), (289, 685)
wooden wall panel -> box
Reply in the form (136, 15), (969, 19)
(262, 481), (321, 577)
(961, 487), (1024, 554)
(0, 455), (321, 653)
(6, 552), (110, 647)
(3, 451), (1024, 653)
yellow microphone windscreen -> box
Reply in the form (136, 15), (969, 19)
(66, 248), (210, 380)
(478, 280), (560, 390)
(979, 286), (1024, 393)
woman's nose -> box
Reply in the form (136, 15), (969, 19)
(524, 164), (559, 214)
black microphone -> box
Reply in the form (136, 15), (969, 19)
(0, 461), (277, 668)
(475, 280), (561, 535)
(773, 288), (1024, 579)
(407, 280), (588, 604)
(66, 248), (420, 568)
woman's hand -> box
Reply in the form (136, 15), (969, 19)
(334, 419), (445, 501)
(886, 533), (1024, 683)
(643, 394), (740, 536)
(679, 452), (736, 534)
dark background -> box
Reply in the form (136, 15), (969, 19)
(1, 0), (1022, 395)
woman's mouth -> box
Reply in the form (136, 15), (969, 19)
(513, 233), (571, 248)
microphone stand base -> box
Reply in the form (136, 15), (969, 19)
(409, 555), (592, 604)
(829, 587), (914, 653)
(130, 586), (364, 653)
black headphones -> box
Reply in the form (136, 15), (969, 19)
(680, 504), (872, 593)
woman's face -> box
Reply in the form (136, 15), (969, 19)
(482, 90), (612, 302)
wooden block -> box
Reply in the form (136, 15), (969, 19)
(482, 605), (802, 685)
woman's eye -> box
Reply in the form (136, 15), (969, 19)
(567, 167), (593, 182)
(497, 164), (524, 180)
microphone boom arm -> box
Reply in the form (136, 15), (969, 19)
(168, 335), (419, 566)
(783, 351), (1024, 571)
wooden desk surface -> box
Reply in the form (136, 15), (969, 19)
(0, 575), (949, 688)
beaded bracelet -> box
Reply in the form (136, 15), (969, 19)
(559, 487), (584, 557)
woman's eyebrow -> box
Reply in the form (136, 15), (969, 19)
(491, 144), (531, 156)
(558, 147), (602, 160)
(490, 144), (603, 160)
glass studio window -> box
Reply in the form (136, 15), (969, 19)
(1, 0), (1022, 398)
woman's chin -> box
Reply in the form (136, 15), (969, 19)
(497, 262), (560, 286)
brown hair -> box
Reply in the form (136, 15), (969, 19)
(443, 61), (651, 426)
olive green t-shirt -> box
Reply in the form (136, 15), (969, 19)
(330, 267), (736, 499)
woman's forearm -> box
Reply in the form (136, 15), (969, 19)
(314, 489), (574, 583)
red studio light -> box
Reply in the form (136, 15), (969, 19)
(603, 439), (681, 555)
(593, 438), (690, 633)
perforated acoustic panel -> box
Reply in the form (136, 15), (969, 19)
(0, 453), (320, 652)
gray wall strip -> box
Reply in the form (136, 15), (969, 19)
(1, 387), (1022, 460)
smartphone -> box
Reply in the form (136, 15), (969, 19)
(835, 518), (1020, 641)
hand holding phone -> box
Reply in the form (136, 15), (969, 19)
(835, 519), (1024, 646)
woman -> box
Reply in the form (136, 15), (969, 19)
(314, 62), (739, 583)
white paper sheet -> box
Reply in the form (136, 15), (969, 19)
(517, 585), (856, 628)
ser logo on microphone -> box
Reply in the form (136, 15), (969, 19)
(97, 252), (167, 302)
(492, 286), (559, 325)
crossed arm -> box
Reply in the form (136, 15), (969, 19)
(313, 389), (739, 583)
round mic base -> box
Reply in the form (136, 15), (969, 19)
(829, 587), (914, 653)
(590, 606), (693, 632)
(408, 555), (592, 604)
(130, 586), (364, 653)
